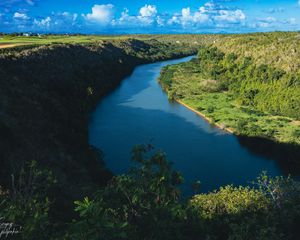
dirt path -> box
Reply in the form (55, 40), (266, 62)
(0, 43), (32, 49)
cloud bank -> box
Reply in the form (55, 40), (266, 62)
(0, 1), (299, 33)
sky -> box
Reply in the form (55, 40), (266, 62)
(0, 0), (300, 33)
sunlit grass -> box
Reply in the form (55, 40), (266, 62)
(0, 35), (133, 45)
(160, 61), (300, 145)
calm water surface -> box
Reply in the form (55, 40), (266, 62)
(89, 56), (299, 195)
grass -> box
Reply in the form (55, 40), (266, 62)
(159, 61), (300, 145)
(0, 34), (207, 46)
(0, 35), (145, 47)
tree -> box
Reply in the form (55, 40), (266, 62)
(70, 144), (185, 240)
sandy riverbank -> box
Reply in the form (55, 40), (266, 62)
(176, 99), (235, 134)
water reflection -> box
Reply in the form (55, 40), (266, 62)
(89, 56), (299, 195)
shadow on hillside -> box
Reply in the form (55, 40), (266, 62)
(237, 136), (300, 176)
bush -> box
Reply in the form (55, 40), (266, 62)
(292, 129), (300, 138)
(236, 118), (248, 133)
(0, 161), (56, 240)
(70, 145), (185, 240)
(189, 186), (273, 240)
(69, 147), (300, 240)
(207, 106), (215, 113)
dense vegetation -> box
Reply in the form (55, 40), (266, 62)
(159, 32), (300, 144)
(70, 146), (300, 240)
(1, 145), (299, 239)
(0, 38), (196, 237)
(1, 33), (300, 239)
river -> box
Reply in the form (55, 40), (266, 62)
(89, 56), (300, 195)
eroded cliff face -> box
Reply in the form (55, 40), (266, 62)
(0, 39), (195, 207)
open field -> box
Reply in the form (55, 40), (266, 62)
(0, 34), (218, 48)
(0, 35), (136, 46)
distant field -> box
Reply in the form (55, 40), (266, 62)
(1, 33), (299, 72)
(0, 34), (219, 49)
(0, 35), (138, 47)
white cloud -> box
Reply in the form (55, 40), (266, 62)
(26, 0), (35, 6)
(73, 13), (78, 22)
(260, 17), (276, 22)
(114, 5), (158, 26)
(14, 12), (29, 20)
(34, 16), (51, 28)
(266, 7), (284, 14)
(168, 7), (209, 27)
(4, 1), (298, 33)
(156, 15), (164, 26)
(288, 17), (296, 25)
(254, 17), (276, 28)
(168, 2), (245, 28)
(62, 12), (69, 17)
(113, 8), (136, 26)
(214, 9), (246, 23)
(138, 5), (158, 25)
(85, 4), (114, 24)
(253, 16), (297, 29)
(139, 5), (157, 17)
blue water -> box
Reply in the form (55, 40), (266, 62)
(89, 56), (298, 195)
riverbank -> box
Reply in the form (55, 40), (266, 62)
(160, 78), (300, 145)
(158, 39), (300, 146)
(176, 99), (234, 134)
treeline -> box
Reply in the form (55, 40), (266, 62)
(212, 32), (300, 73)
(196, 46), (300, 119)
(1, 146), (300, 239)
(159, 43), (300, 144)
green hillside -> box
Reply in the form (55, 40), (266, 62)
(159, 32), (300, 144)
(0, 33), (300, 239)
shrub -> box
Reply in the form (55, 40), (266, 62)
(207, 106), (215, 113)
(70, 145), (185, 240)
(0, 161), (56, 240)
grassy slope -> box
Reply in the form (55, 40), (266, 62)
(0, 35), (131, 44)
(159, 32), (300, 145)
(212, 32), (300, 73)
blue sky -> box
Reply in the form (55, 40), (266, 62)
(0, 0), (300, 33)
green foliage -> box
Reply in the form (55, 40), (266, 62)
(158, 43), (300, 144)
(1, 33), (300, 239)
(292, 129), (300, 138)
(70, 144), (185, 240)
(0, 161), (56, 240)
(159, 67), (175, 90)
(207, 106), (215, 113)
(189, 186), (274, 240)
(198, 46), (225, 63)
(188, 173), (300, 240)
(69, 146), (300, 240)
(0, 38), (196, 239)
(1, 152), (300, 240)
